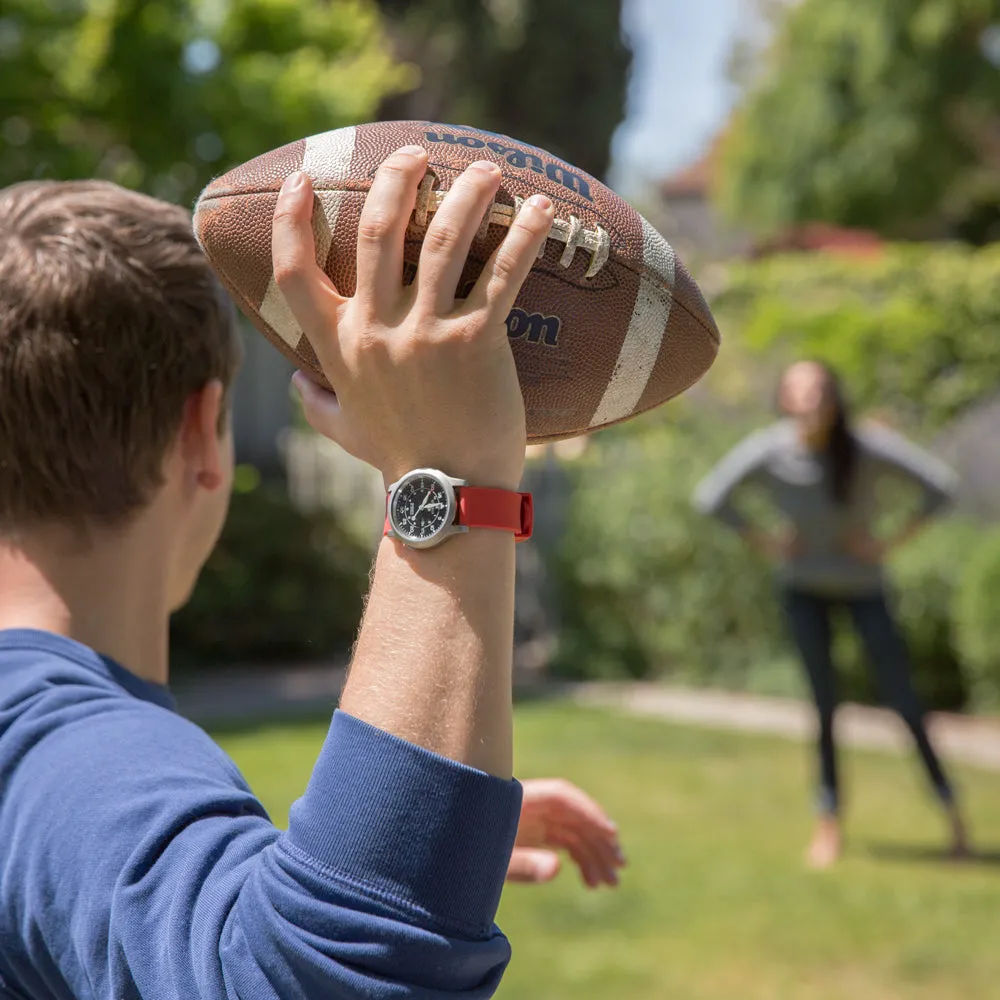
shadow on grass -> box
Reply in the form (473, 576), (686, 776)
(865, 842), (1000, 869)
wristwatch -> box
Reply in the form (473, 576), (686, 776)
(384, 468), (533, 549)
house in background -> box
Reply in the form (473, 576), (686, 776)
(231, 324), (295, 476)
(749, 222), (883, 259)
(230, 321), (387, 543)
(651, 131), (883, 264)
(934, 394), (1000, 523)
(650, 136), (753, 264)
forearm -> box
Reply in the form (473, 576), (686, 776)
(867, 423), (957, 518)
(340, 531), (516, 779)
(693, 432), (771, 530)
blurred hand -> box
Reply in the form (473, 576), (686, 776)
(745, 526), (801, 561)
(506, 779), (625, 888)
(844, 529), (886, 565)
(272, 148), (555, 490)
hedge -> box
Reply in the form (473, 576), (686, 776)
(711, 243), (1000, 434)
(170, 466), (371, 670)
(551, 241), (1000, 709)
(953, 528), (1000, 710)
(551, 408), (989, 710)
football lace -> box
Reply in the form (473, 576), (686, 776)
(411, 173), (611, 279)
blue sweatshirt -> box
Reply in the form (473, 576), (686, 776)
(0, 630), (523, 1000)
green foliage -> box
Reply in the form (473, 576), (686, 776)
(885, 520), (980, 709)
(552, 407), (786, 688)
(720, 0), (1000, 239)
(553, 404), (984, 711)
(170, 469), (371, 668)
(953, 527), (1000, 708)
(375, 0), (629, 178)
(221, 705), (1000, 1000)
(711, 243), (1000, 434)
(0, 0), (411, 204)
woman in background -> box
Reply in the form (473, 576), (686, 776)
(694, 360), (969, 868)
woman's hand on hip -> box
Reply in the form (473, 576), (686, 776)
(844, 529), (887, 564)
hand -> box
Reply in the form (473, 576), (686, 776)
(745, 526), (800, 561)
(506, 778), (625, 888)
(272, 147), (556, 490)
(844, 529), (886, 565)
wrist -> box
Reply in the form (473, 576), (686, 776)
(384, 468), (532, 549)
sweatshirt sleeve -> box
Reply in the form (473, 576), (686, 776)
(861, 423), (958, 518)
(0, 699), (522, 1000)
(692, 428), (774, 531)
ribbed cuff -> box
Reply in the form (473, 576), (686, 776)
(287, 711), (522, 937)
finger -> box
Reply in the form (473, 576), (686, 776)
(506, 848), (562, 884)
(466, 192), (554, 327)
(549, 827), (620, 889)
(272, 173), (346, 377)
(530, 779), (619, 836)
(355, 145), (428, 319)
(551, 809), (625, 874)
(577, 824), (627, 876)
(559, 787), (619, 834)
(415, 160), (502, 316)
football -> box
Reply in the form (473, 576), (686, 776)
(193, 121), (720, 442)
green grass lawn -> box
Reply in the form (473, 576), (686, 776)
(215, 702), (1000, 1000)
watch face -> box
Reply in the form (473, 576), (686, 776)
(390, 473), (454, 543)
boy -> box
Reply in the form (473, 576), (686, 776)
(0, 149), (621, 1000)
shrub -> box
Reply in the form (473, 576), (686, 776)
(711, 244), (1000, 435)
(552, 406), (979, 711)
(831, 519), (980, 711)
(953, 528), (1000, 711)
(885, 519), (980, 711)
(170, 466), (371, 669)
(551, 407), (788, 689)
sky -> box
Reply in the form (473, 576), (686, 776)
(609, 0), (751, 193)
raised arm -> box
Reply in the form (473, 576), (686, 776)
(3, 151), (555, 1000)
(273, 149), (553, 779)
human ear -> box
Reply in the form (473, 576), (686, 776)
(179, 380), (227, 491)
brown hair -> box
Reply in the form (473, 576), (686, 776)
(0, 180), (242, 531)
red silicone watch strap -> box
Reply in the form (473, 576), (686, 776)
(384, 484), (533, 542)
(457, 487), (534, 541)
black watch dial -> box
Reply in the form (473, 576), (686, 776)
(390, 474), (453, 542)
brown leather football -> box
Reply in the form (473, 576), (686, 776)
(193, 121), (720, 442)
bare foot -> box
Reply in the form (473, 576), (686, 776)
(806, 816), (842, 869)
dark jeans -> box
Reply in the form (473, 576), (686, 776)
(779, 587), (955, 816)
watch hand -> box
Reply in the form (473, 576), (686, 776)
(415, 489), (435, 516)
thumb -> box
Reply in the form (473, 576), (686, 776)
(506, 848), (562, 884)
(292, 372), (349, 446)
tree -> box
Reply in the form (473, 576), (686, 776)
(718, 0), (1000, 242)
(374, 0), (630, 180)
(0, 0), (411, 206)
